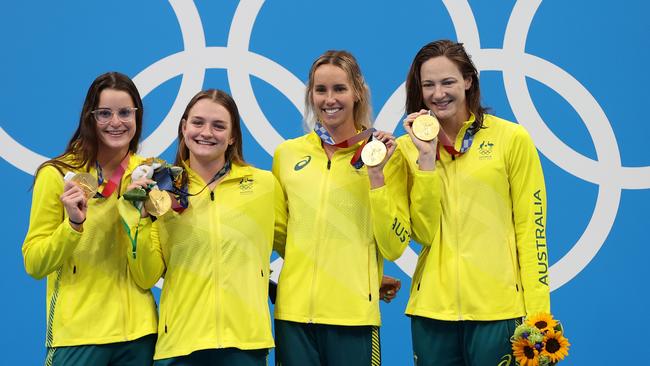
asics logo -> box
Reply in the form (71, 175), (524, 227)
(294, 156), (311, 171)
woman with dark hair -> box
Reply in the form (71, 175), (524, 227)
(399, 40), (550, 365)
(120, 89), (286, 366)
(272, 50), (436, 366)
(22, 72), (157, 365)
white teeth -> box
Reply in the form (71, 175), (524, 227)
(195, 140), (216, 145)
(324, 108), (341, 114)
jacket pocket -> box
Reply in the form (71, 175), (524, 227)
(506, 238), (520, 292)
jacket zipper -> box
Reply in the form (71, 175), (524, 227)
(212, 184), (223, 345)
(453, 152), (462, 320)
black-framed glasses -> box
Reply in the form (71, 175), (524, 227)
(91, 107), (137, 124)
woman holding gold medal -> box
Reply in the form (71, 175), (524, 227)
(272, 50), (438, 366)
(22, 72), (157, 365)
(399, 40), (550, 365)
(120, 89), (287, 366)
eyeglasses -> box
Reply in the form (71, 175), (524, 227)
(91, 107), (138, 124)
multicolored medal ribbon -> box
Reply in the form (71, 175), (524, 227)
(433, 112), (479, 160)
(186, 160), (232, 200)
(314, 122), (376, 168)
(95, 154), (130, 198)
(204, 159), (231, 186)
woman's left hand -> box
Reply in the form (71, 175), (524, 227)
(366, 131), (397, 188)
(403, 109), (437, 170)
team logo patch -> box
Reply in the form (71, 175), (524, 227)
(294, 156), (312, 171)
(239, 176), (254, 193)
(478, 140), (494, 160)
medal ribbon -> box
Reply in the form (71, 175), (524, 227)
(435, 122), (478, 160)
(176, 160), (232, 211)
(96, 154), (130, 198)
(204, 159), (232, 186)
(314, 122), (376, 168)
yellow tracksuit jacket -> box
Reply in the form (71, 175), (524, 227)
(272, 131), (437, 326)
(22, 154), (158, 347)
(402, 114), (551, 321)
(119, 162), (287, 359)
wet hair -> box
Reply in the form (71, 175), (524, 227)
(405, 40), (488, 128)
(174, 89), (246, 167)
(304, 50), (372, 131)
(35, 71), (143, 177)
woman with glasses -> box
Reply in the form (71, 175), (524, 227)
(22, 72), (157, 365)
(271, 50), (437, 366)
(119, 89), (286, 366)
(400, 40), (550, 366)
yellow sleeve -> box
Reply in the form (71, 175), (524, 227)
(396, 143), (441, 247)
(508, 125), (551, 314)
(368, 150), (410, 261)
(271, 147), (288, 257)
(118, 197), (165, 289)
(22, 165), (82, 279)
(272, 175), (288, 258)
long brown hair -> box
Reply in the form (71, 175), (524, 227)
(174, 89), (246, 167)
(35, 72), (143, 177)
(304, 50), (372, 131)
(405, 40), (488, 128)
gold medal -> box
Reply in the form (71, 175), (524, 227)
(412, 114), (440, 142)
(144, 189), (172, 217)
(361, 139), (387, 167)
(70, 173), (98, 199)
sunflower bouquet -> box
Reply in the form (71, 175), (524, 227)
(511, 313), (570, 366)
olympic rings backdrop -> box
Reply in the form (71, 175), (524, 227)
(2, 1), (648, 364)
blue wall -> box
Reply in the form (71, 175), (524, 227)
(2, 1), (648, 364)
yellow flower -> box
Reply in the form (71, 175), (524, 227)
(541, 329), (570, 363)
(526, 313), (558, 333)
(512, 338), (540, 366)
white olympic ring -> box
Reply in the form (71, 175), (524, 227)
(1, 0), (648, 291)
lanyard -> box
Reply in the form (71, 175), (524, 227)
(436, 119), (478, 160)
(95, 154), (130, 198)
(181, 160), (232, 203)
(314, 122), (376, 168)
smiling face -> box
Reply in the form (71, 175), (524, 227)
(311, 64), (357, 133)
(94, 88), (137, 156)
(420, 56), (472, 126)
(181, 98), (234, 166)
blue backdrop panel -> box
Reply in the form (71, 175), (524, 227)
(1, 1), (648, 364)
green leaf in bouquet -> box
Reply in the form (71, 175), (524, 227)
(123, 187), (148, 202)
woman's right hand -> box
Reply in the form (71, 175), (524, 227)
(61, 181), (87, 231)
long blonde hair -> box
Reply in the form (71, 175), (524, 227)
(304, 50), (372, 131)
